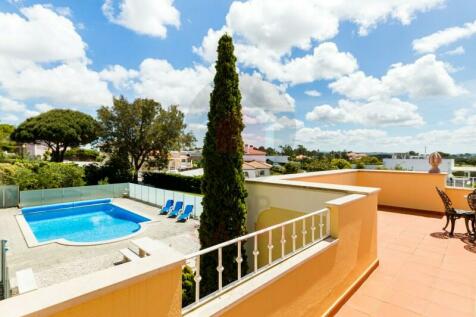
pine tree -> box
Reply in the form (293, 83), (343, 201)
(199, 34), (248, 295)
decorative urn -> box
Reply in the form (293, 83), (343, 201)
(428, 152), (442, 173)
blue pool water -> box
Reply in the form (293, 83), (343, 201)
(22, 199), (150, 243)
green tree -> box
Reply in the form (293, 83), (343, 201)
(284, 161), (300, 174)
(0, 124), (15, 152)
(11, 110), (100, 162)
(199, 34), (248, 295)
(97, 97), (194, 183)
(331, 158), (352, 169)
(265, 147), (277, 156)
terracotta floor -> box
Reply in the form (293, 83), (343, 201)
(336, 209), (476, 317)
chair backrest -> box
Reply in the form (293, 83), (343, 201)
(468, 189), (476, 211)
(183, 204), (193, 215)
(164, 199), (174, 208)
(174, 201), (183, 211)
(435, 187), (454, 213)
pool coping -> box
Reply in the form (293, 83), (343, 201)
(16, 200), (162, 248)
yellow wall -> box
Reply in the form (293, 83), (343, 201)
(445, 187), (475, 210)
(293, 170), (449, 213)
(50, 265), (182, 317)
(356, 171), (446, 212)
(0, 252), (183, 317)
(292, 170), (357, 186)
(221, 192), (378, 317)
(245, 181), (346, 233)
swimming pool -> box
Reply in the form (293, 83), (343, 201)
(21, 199), (151, 244)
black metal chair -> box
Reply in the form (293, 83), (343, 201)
(436, 187), (475, 236)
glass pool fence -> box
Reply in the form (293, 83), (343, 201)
(12, 183), (203, 219)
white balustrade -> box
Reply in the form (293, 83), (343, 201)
(182, 208), (330, 312)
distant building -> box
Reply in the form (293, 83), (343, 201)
(167, 151), (193, 171)
(244, 145), (266, 162)
(347, 152), (367, 161)
(383, 154), (454, 173)
(23, 143), (48, 158)
(243, 161), (272, 178)
(178, 160), (272, 179)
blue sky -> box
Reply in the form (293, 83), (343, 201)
(0, 0), (475, 153)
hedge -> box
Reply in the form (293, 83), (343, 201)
(142, 172), (202, 194)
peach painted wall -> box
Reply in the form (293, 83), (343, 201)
(445, 187), (475, 210)
(292, 170), (449, 213)
(292, 170), (358, 186)
(220, 192), (378, 317)
(0, 252), (183, 317)
(356, 170), (447, 212)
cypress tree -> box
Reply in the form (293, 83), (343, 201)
(199, 34), (248, 295)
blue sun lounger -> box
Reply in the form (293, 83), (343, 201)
(177, 205), (194, 222)
(168, 201), (183, 218)
(160, 199), (174, 215)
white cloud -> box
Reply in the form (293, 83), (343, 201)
(102, 0), (180, 38)
(329, 71), (386, 100)
(100, 65), (139, 90)
(2, 62), (112, 106)
(266, 42), (358, 84)
(294, 125), (476, 152)
(382, 54), (465, 98)
(34, 103), (53, 112)
(243, 107), (303, 131)
(227, 0), (339, 55)
(413, 20), (476, 53)
(306, 98), (424, 127)
(265, 116), (304, 131)
(0, 5), (86, 62)
(133, 59), (213, 114)
(304, 90), (321, 97)
(295, 127), (388, 150)
(443, 46), (465, 56)
(187, 123), (207, 132)
(1, 113), (19, 123)
(240, 73), (295, 112)
(0, 96), (27, 113)
(194, 0), (443, 84)
(452, 105), (476, 126)
(330, 55), (464, 100)
(225, 0), (444, 55)
(0, 5), (113, 108)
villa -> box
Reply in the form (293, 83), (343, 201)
(0, 168), (475, 316)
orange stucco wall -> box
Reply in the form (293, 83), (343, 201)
(445, 187), (475, 210)
(292, 170), (358, 186)
(220, 192), (378, 317)
(0, 254), (183, 317)
(293, 170), (450, 213)
(356, 171), (447, 212)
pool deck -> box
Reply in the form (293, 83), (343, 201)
(0, 198), (200, 289)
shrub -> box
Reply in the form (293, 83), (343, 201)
(0, 161), (85, 190)
(284, 162), (301, 174)
(330, 158), (352, 169)
(84, 149), (133, 185)
(271, 165), (286, 174)
(64, 148), (100, 161)
(142, 172), (202, 194)
(182, 266), (195, 307)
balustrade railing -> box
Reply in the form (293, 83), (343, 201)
(182, 208), (330, 312)
(447, 177), (476, 188)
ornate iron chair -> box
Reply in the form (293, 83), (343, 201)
(436, 187), (475, 236)
(467, 189), (476, 231)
